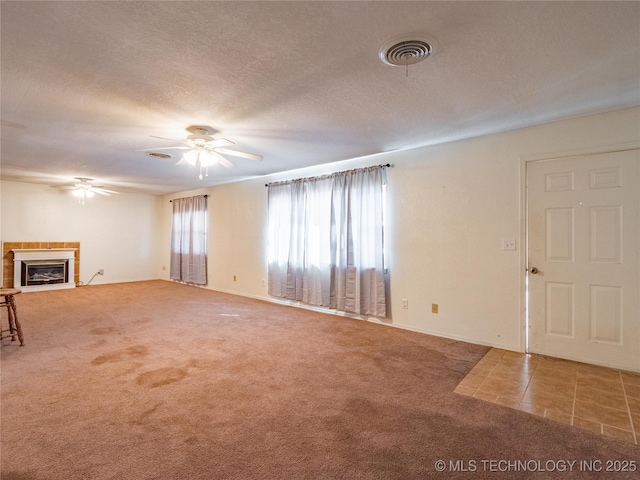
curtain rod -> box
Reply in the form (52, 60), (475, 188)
(265, 163), (391, 187)
(169, 194), (208, 203)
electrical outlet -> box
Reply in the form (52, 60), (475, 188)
(401, 299), (408, 309)
(98, 269), (104, 275)
(233, 275), (237, 282)
(432, 304), (438, 314)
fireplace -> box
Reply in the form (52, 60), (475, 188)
(13, 248), (77, 292)
(23, 260), (68, 286)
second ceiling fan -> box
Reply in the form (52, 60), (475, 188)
(137, 126), (263, 179)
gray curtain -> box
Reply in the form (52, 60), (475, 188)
(170, 195), (207, 285)
(267, 166), (386, 316)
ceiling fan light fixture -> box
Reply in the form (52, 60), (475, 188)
(183, 149), (217, 167)
(71, 184), (94, 204)
(184, 149), (199, 166)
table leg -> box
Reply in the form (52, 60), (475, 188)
(7, 295), (24, 346)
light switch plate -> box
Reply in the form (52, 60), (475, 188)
(502, 238), (517, 251)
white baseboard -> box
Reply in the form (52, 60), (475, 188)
(204, 285), (520, 354)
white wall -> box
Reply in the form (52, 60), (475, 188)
(1, 181), (163, 285)
(160, 107), (640, 353)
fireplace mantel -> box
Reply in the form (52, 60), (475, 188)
(13, 248), (77, 292)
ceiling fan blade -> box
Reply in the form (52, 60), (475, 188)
(93, 187), (119, 195)
(207, 138), (234, 148)
(91, 189), (111, 196)
(50, 185), (76, 190)
(210, 151), (236, 169)
(149, 135), (190, 145)
(176, 155), (189, 166)
(135, 146), (190, 152)
(215, 148), (263, 161)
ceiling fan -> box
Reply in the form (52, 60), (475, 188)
(51, 178), (119, 204)
(136, 126), (263, 179)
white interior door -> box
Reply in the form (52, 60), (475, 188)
(527, 149), (640, 372)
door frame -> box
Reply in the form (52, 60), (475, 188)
(520, 141), (640, 354)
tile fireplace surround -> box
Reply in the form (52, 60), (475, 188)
(2, 242), (80, 290)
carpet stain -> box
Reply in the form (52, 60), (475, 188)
(89, 327), (115, 335)
(188, 358), (215, 369)
(0, 472), (41, 480)
(91, 352), (124, 365)
(91, 345), (148, 365)
(126, 345), (149, 357)
(130, 402), (162, 425)
(132, 317), (152, 325)
(136, 367), (187, 388)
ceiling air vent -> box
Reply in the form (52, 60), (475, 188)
(146, 152), (172, 159)
(379, 34), (438, 67)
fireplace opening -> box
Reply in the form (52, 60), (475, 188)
(22, 260), (68, 286)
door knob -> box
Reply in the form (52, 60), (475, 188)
(529, 267), (539, 274)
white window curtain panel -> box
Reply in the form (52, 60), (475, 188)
(268, 166), (386, 316)
(170, 195), (208, 285)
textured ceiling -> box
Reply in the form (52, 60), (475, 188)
(2, 1), (639, 194)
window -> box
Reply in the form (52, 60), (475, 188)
(170, 195), (208, 285)
(267, 166), (386, 316)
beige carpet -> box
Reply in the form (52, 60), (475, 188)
(1, 281), (638, 479)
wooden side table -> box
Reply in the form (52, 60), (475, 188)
(0, 288), (24, 346)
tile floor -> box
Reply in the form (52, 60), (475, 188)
(455, 348), (640, 445)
